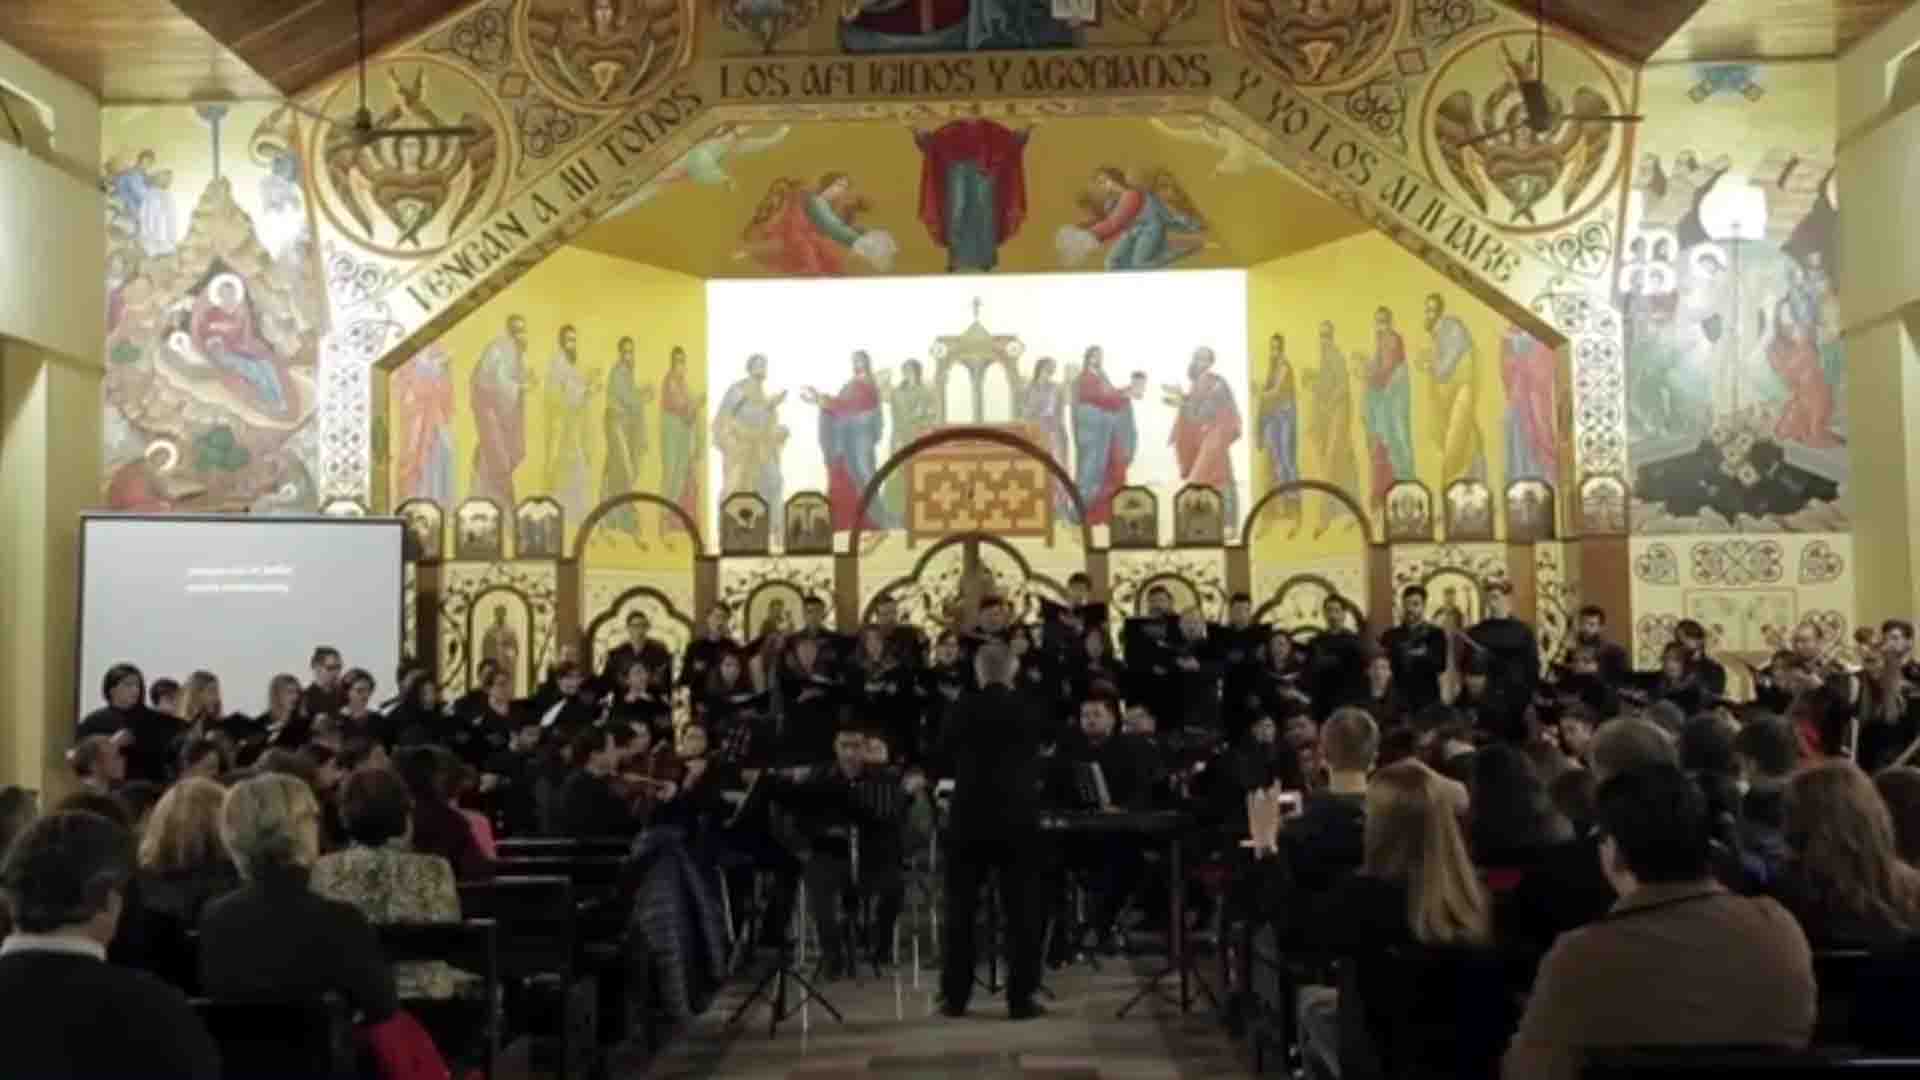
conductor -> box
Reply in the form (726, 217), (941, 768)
(940, 640), (1050, 1020)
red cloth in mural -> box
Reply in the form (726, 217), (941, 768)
(1769, 325), (1838, 448)
(916, 119), (1028, 247)
(819, 376), (882, 531)
(1073, 367), (1135, 525)
(745, 190), (848, 276)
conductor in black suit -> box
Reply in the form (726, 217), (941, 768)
(940, 640), (1050, 1020)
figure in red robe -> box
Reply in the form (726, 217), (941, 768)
(1070, 347), (1142, 525)
(1768, 299), (1839, 449)
(914, 119), (1030, 272)
(805, 351), (889, 530)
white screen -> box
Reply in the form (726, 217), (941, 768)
(79, 516), (405, 719)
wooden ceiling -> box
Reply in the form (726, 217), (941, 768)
(0, 0), (467, 103)
(0, 0), (1909, 103)
(0, 0), (280, 102)
(1648, 0), (1911, 61)
(168, 0), (475, 97)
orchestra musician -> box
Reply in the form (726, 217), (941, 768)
(853, 626), (915, 759)
(538, 661), (601, 738)
(1673, 619), (1728, 699)
(1054, 685), (1157, 953)
(555, 726), (644, 837)
(1572, 605), (1632, 685)
(697, 649), (766, 765)
(775, 728), (914, 979)
(940, 641), (1051, 1020)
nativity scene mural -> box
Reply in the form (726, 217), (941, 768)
(101, 104), (328, 513)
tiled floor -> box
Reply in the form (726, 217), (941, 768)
(638, 949), (1254, 1080)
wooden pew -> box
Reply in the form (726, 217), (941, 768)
(378, 919), (501, 1080)
(1584, 1047), (1920, 1077)
(458, 876), (598, 1080)
(496, 836), (633, 860)
(190, 996), (354, 1080)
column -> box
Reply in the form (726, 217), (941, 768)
(0, 343), (102, 794)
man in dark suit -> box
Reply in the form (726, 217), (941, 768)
(0, 810), (220, 1080)
(601, 611), (674, 696)
(1381, 584), (1449, 711)
(941, 640), (1050, 1020)
(1573, 605), (1631, 686)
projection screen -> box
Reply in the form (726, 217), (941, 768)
(78, 514), (405, 720)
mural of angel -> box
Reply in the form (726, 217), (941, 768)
(522, 0), (683, 105)
(736, 173), (898, 274)
(883, 359), (939, 520)
(1149, 116), (1279, 176)
(322, 69), (499, 249)
(1431, 43), (1616, 225)
(1055, 167), (1207, 271)
(1017, 355), (1073, 516)
(600, 124), (791, 216)
(105, 149), (180, 257)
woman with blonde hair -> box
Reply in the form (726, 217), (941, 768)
(197, 773), (396, 1021)
(1252, 758), (1492, 1079)
(137, 777), (237, 925)
(1773, 760), (1920, 945)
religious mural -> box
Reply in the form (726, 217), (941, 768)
(1245, 230), (1542, 551)
(705, 271), (1249, 544)
(1620, 64), (1845, 533)
(579, 116), (1314, 279)
(384, 246), (707, 567)
(100, 104), (328, 513)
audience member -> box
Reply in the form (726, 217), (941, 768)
(1772, 761), (1920, 945)
(0, 810), (219, 1079)
(199, 773), (398, 1022)
(312, 766), (469, 999)
(392, 745), (492, 880)
(1504, 764), (1815, 1080)
(137, 777), (238, 926)
(1872, 766), (1920, 865)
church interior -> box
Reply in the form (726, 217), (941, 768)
(3, 0), (1920, 1075)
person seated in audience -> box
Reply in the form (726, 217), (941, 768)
(117, 780), (165, 835)
(1872, 766), (1920, 865)
(1506, 716), (1681, 949)
(1284, 706), (1377, 895)
(200, 773), (398, 1022)
(259, 672), (310, 755)
(392, 746), (492, 880)
(312, 766), (471, 999)
(0, 810), (220, 1080)
(340, 734), (390, 774)
(303, 646), (348, 720)
(779, 728), (913, 976)
(0, 787), (34, 936)
(68, 733), (126, 795)
(1548, 768), (1597, 836)
(1503, 764), (1815, 1080)
(177, 736), (228, 781)
(138, 777), (239, 929)
(1469, 743), (1574, 888)
(446, 762), (498, 859)
(1771, 761), (1920, 946)
(79, 663), (180, 783)
(556, 726), (643, 838)
(1252, 759), (1494, 1080)
(1227, 712), (1306, 799)
(1553, 704), (1598, 769)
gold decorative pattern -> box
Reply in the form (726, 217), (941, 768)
(514, 0), (696, 111)
(1225, 0), (1401, 89)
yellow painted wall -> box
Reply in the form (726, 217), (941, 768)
(386, 246), (707, 568)
(1245, 230), (1528, 565)
(0, 38), (103, 367)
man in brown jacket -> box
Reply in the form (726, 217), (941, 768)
(1504, 763), (1815, 1080)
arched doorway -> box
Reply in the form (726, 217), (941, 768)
(865, 530), (1077, 640)
(570, 491), (716, 672)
